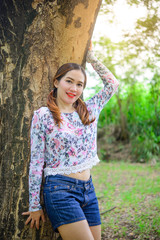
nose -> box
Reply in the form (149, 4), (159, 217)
(70, 84), (77, 92)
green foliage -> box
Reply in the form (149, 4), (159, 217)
(98, 81), (160, 161)
(131, 134), (160, 161)
(87, 66), (160, 161)
(90, 12), (160, 161)
(98, 96), (119, 127)
(87, 0), (160, 161)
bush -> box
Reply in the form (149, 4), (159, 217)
(98, 82), (160, 162)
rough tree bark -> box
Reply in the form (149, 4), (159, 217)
(0, 0), (102, 239)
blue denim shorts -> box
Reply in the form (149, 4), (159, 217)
(43, 174), (101, 232)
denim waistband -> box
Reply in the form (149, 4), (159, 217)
(45, 174), (92, 187)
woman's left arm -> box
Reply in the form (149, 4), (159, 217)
(86, 50), (119, 95)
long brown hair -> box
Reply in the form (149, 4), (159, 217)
(47, 63), (95, 127)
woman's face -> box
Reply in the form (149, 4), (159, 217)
(54, 69), (85, 107)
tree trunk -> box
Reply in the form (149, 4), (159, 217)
(114, 94), (129, 142)
(0, 0), (102, 239)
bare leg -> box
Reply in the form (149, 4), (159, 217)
(58, 220), (94, 240)
(90, 225), (101, 240)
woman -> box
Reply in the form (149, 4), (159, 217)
(22, 45), (119, 240)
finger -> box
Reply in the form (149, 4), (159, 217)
(30, 219), (35, 229)
(25, 216), (32, 225)
(36, 219), (40, 230)
(22, 211), (30, 215)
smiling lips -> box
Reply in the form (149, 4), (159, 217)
(66, 92), (76, 98)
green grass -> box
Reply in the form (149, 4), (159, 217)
(91, 161), (160, 239)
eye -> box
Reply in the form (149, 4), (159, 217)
(66, 80), (72, 83)
(77, 83), (83, 87)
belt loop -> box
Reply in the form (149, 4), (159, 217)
(89, 176), (92, 188)
(76, 179), (78, 186)
(90, 175), (92, 182)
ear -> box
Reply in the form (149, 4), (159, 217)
(54, 79), (59, 88)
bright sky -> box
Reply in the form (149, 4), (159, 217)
(93, 0), (147, 42)
(84, 0), (147, 99)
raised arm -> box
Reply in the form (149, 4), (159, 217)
(86, 50), (119, 91)
(85, 50), (119, 117)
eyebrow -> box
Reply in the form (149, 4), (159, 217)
(67, 77), (84, 84)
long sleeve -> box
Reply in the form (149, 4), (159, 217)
(29, 110), (45, 212)
(85, 50), (119, 117)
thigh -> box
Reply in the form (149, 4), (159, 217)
(90, 225), (101, 240)
(58, 219), (94, 240)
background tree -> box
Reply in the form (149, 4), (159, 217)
(0, 0), (102, 239)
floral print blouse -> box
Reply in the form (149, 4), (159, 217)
(29, 50), (119, 211)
